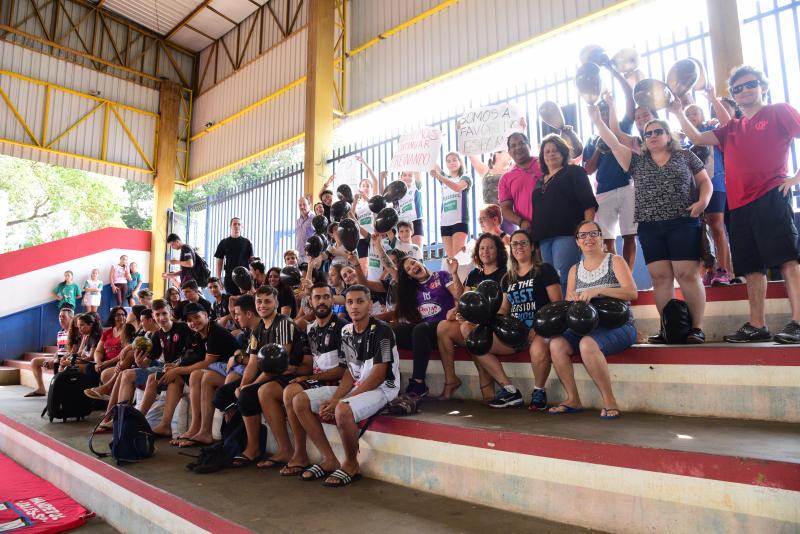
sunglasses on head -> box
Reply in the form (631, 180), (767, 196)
(730, 79), (760, 95)
(643, 128), (665, 139)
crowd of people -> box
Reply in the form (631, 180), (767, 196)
(28, 64), (800, 487)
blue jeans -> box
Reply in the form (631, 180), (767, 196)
(539, 236), (581, 293)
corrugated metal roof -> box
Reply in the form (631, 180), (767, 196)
(102, 0), (266, 51)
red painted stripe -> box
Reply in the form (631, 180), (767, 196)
(368, 417), (800, 491)
(402, 344), (800, 366)
(0, 228), (152, 280)
(0, 414), (252, 534)
(634, 281), (787, 305)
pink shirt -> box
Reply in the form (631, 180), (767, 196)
(713, 103), (800, 210)
(497, 158), (543, 223)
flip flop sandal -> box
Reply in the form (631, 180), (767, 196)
(24, 391), (46, 397)
(231, 454), (258, 468)
(547, 404), (584, 415)
(323, 469), (362, 488)
(600, 408), (622, 419)
(279, 464), (310, 477)
(300, 464), (331, 481)
(177, 438), (211, 448)
(256, 457), (287, 469)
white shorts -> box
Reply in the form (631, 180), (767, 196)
(302, 386), (396, 422)
(595, 183), (637, 239)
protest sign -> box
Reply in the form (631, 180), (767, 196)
(456, 103), (524, 155)
(388, 127), (442, 173)
(334, 155), (362, 192)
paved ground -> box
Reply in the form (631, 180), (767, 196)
(0, 385), (597, 534)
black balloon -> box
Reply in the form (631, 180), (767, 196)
(312, 214), (329, 234)
(368, 194), (387, 214)
(491, 315), (529, 348)
(305, 234), (325, 258)
(330, 200), (351, 222)
(374, 207), (399, 234)
(566, 301), (600, 336)
(466, 324), (493, 356)
(280, 265), (302, 287)
(476, 280), (503, 315)
(533, 301), (570, 337)
(337, 218), (360, 252)
(382, 180), (408, 203)
(232, 266), (252, 292)
(458, 291), (492, 325)
(258, 343), (288, 375)
(592, 297), (631, 329)
(336, 184), (354, 204)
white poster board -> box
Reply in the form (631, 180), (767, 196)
(334, 155), (362, 192)
(388, 127), (443, 173)
(456, 103), (524, 155)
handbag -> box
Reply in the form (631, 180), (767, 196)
(700, 215), (716, 269)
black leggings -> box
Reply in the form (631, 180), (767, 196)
(392, 321), (440, 382)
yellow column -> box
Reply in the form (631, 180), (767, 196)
(149, 81), (181, 297)
(303, 0), (335, 197)
(706, 0), (744, 97)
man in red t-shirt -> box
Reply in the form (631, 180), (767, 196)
(498, 132), (543, 232)
(675, 66), (800, 344)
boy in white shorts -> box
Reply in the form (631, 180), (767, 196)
(293, 284), (400, 487)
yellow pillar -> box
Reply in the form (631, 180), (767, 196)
(706, 0), (744, 97)
(303, 0), (335, 197)
(149, 81), (181, 297)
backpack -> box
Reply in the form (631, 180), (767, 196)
(41, 357), (92, 422)
(89, 401), (155, 465)
(186, 408), (267, 474)
(661, 298), (692, 344)
(192, 249), (211, 287)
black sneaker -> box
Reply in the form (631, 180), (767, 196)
(647, 332), (666, 344)
(529, 388), (548, 411)
(487, 386), (523, 408)
(405, 380), (429, 398)
(686, 328), (705, 344)
(774, 321), (800, 345)
(723, 323), (772, 343)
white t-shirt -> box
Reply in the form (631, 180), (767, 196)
(355, 200), (374, 235)
(395, 241), (423, 260)
(440, 175), (472, 226)
(397, 187), (422, 223)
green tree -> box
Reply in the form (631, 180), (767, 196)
(121, 180), (153, 230)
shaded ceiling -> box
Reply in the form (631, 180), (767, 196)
(101, 0), (267, 52)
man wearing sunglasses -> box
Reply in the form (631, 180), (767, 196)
(674, 65), (800, 345)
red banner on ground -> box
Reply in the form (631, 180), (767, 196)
(0, 453), (92, 533)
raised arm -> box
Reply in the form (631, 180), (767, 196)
(705, 85), (731, 126)
(431, 166), (469, 192)
(560, 125), (583, 160)
(355, 155), (379, 192)
(669, 99), (719, 146)
(588, 105), (633, 172)
(468, 155), (489, 177)
(607, 67), (635, 123)
(319, 174), (335, 199)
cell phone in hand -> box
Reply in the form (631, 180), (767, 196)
(155, 370), (165, 381)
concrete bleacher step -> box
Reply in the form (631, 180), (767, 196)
(0, 366), (20, 385)
(342, 400), (800, 533)
(3, 359), (52, 390)
(405, 342), (800, 423)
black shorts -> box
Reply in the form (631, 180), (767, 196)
(705, 190), (727, 214)
(357, 238), (370, 258)
(300, 378), (338, 390)
(441, 222), (469, 237)
(412, 219), (424, 237)
(729, 187), (799, 276)
(637, 217), (702, 264)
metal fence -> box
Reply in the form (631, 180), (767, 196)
(186, 0), (799, 268)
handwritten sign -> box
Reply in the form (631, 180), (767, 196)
(456, 103), (524, 155)
(388, 127), (443, 173)
(334, 155), (362, 192)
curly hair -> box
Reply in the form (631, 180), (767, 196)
(538, 134), (572, 175)
(471, 233), (508, 270)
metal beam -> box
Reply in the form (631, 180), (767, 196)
(165, 0), (213, 40)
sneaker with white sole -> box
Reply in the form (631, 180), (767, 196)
(774, 321), (800, 345)
(723, 322), (772, 343)
(488, 385), (523, 408)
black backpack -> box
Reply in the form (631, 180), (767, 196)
(192, 249), (211, 287)
(661, 298), (692, 344)
(186, 408), (266, 474)
(89, 401), (155, 465)
(41, 356), (92, 422)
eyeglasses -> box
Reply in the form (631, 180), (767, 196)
(114, 313), (127, 317)
(643, 128), (665, 139)
(730, 79), (759, 95)
(577, 230), (601, 240)
(510, 240), (531, 249)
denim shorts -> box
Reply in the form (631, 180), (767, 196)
(208, 361), (246, 377)
(561, 318), (637, 356)
(637, 217), (701, 264)
(134, 361), (164, 387)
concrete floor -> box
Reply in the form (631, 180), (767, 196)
(413, 399), (800, 463)
(0, 385), (596, 534)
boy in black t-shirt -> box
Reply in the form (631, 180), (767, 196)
(164, 233), (196, 285)
(294, 284), (400, 487)
(169, 302), (239, 447)
(174, 280), (213, 320)
(207, 277), (230, 322)
(279, 283), (347, 476)
(234, 286), (310, 467)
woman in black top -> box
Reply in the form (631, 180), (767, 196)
(267, 267), (298, 318)
(436, 233), (509, 399)
(531, 134), (598, 293)
(589, 105), (711, 343)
